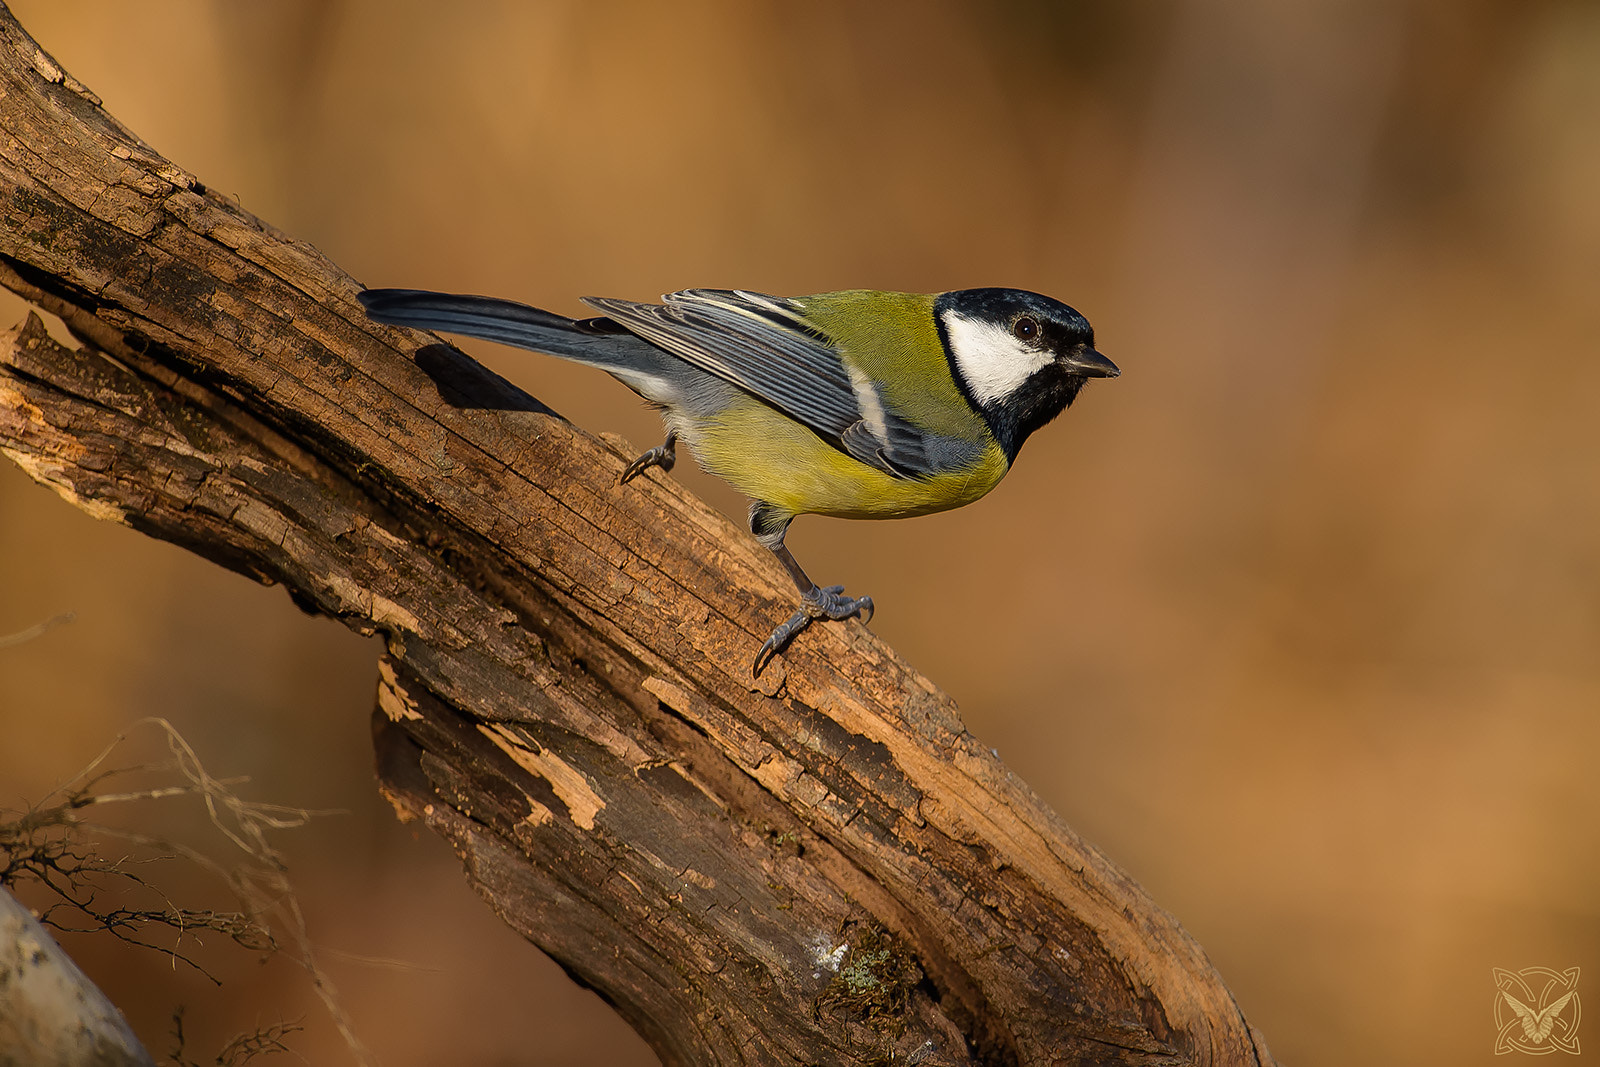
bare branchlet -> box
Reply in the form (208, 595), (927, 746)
(0, 716), (371, 1065)
(0, 610), (75, 650)
(168, 1005), (304, 1067)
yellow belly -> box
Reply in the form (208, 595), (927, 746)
(683, 399), (1009, 520)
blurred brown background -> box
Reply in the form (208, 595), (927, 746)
(2, 1), (1597, 1064)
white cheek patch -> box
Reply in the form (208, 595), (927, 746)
(941, 311), (1052, 407)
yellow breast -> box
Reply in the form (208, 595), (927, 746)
(684, 398), (1009, 520)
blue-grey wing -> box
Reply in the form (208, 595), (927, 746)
(583, 290), (978, 478)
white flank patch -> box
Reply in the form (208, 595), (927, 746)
(608, 368), (677, 407)
(941, 310), (1052, 407)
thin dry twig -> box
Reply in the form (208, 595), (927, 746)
(168, 1005), (305, 1067)
(0, 610), (75, 649)
(0, 717), (370, 1065)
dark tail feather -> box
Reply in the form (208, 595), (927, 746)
(357, 288), (648, 369)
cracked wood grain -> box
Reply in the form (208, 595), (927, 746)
(0, 6), (1275, 1065)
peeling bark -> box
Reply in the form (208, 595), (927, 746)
(0, 6), (1274, 1065)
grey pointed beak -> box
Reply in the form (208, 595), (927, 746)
(1062, 346), (1120, 378)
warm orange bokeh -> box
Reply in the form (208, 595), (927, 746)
(3, 3), (1596, 1065)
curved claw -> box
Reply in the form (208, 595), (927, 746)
(804, 586), (871, 622)
(751, 586), (875, 677)
(753, 608), (813, 677)
(619, 441), (677, 485)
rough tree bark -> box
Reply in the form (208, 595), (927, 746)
(0, 8), (1275, 1066)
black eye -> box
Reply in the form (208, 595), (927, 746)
(1013, 316), (1040, 341)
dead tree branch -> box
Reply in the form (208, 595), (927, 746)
(0, 7), (1274, 1065)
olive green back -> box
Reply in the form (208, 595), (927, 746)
(794, 290), (984, 442)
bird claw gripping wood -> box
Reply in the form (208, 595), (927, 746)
(752, 585), (874, 677)
(619, 431), (678, 485)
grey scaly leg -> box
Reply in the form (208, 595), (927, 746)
(620, 429), (677, 484)
(750, 503), (874, 677)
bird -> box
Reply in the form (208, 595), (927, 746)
(357, 286), (1119, 674)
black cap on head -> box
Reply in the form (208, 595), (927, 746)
(934, 288), (1118, 461)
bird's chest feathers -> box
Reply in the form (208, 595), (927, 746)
(691, 399), (1008, 520)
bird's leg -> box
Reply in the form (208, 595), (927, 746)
(619, 429), (678, 485)
(751, 504), (874, 676)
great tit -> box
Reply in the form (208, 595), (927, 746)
(357, 286), (1119, 674)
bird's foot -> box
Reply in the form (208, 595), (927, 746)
(620, 439), (677, 484)
(752, 585), (874, 677)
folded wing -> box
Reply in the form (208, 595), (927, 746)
(586, 290), (981, 479)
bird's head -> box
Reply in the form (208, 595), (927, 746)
(935, 288), (1118, 461)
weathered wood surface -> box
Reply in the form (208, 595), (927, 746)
(0, 7), (1275, 1065)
